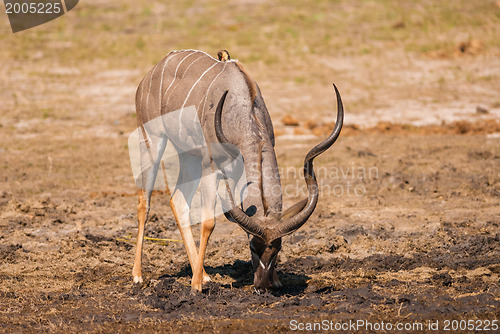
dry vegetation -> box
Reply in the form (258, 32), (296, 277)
(1, 0), (499, 332)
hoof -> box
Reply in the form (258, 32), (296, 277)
(272, 271), (282, 288)
(191, 285), (202, 294)
(133, 275), (143, 284)
(253, 286), (267, 294)
(202, 272), (212, 284)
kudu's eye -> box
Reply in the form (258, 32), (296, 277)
(245, 205), (257, 217)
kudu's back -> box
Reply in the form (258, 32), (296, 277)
(132, 48), (281, 218)
(135, 50), (257, 143)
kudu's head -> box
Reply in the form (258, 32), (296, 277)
(215, 84), (344, 292)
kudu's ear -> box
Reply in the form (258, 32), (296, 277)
(281, 198), (308, 220)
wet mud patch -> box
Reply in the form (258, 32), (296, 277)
(0, 244), (24, 263)
(1, 133), (499, 332)
(127, 221), (499, 326)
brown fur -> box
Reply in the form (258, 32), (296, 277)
(132, 189), (148, 283)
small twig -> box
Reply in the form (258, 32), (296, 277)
(144, 236), (183, 243)
(116, 238), (134, 243)
(397, 302), (404, 317)
(116, 235), (183, 245)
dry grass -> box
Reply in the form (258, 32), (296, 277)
(1, 0), (499, 128)
(2, 0), (499, 66)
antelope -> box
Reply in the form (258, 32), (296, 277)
(131, 49), (344, 293)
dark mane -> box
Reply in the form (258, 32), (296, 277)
(234, 61), (257, 104)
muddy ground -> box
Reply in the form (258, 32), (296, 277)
(1, 1), (500, 332)
(1, 130), (499, 333)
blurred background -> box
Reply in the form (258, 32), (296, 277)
(2, 1), (500, 123)
(1, 1), (499, 331)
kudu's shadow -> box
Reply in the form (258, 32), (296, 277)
(159, 260), (310, 296)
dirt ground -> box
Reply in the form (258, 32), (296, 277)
(1, 131), (499, 333)
(1, 1), (500, 333)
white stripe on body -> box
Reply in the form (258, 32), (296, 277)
(163, 51), (197, 105)
(177, 62), (219, 137)
(139, 50), (229, 163)
(200, 62), (227, 124)
(181, 62), (219, 110)
(169, 49), (219, 62)
(145, 62), (159, 120)
(158, 56), (174, 114)
(181, 54), (205, 78)
(139, 77), (145, 115)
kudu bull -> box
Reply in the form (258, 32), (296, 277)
(131, 50), (343, 292)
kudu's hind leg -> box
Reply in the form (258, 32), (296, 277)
(132, 136), (167, 284)
(132, 189), (152, 283)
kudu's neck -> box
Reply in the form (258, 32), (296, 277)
(239, 134), (282, 220)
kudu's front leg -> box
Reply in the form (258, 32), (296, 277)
(170, 191), (212, 290)
(169, 153), (212, 291)
(191, 172), (217, 292)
